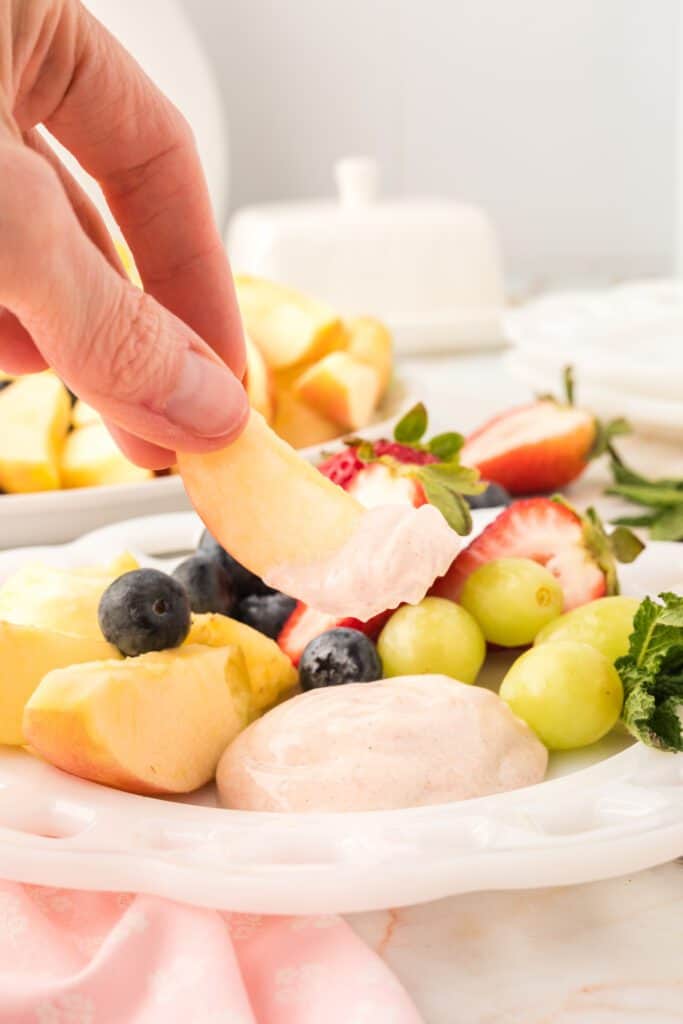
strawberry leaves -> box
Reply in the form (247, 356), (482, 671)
(394, 402), (428, 444)
(553, 497), (644, 594)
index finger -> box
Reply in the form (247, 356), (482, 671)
(44, 2), (245, 377)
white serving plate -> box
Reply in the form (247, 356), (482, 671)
(0, 380), (413, 550)
(0, 512), (681, 914)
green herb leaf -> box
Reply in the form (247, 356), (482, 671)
(611, 513), (657, 529)
(650, 506), (683, 542)
(394, 403), (428, 444)
(420, 476), (472, 536)
(617, 593), (683, 751)
(607, 483), (683, 508)
(427, 432), (465, 460)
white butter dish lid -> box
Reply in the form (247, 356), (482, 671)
(226, 158), (506, 353)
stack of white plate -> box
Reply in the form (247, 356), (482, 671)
(505, 279), (683, 442)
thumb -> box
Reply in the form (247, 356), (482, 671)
(0, 144), (248, 453)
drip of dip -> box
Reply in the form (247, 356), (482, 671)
(217, 675), (548, 813)
(264, 503), (463, 619)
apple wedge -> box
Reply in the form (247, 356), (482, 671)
(71, 400), (101, 430)
(235, 274), (346, 369)
(293, 351), (382, 431)
(186, 612), (297, 712)
(0, 556), (139, 640)
(346, 317), (393, 396)
(60, 423), (154, 488)
(24, 644), (251, 795)
(244, 333), (275, 423)
(0, 372), (71, 492)
(179, 410), (363, 579)
(273, 387), (341, 449)
(0, 622), (117, 745)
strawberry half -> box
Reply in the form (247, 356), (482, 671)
(460, 369), (629, 495)
(318, 403), (483, 536)
(278, 602), (391, 666)
(432, 497), (643, 610)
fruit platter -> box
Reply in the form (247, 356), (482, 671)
(0, 275), (409, 548)
(0, 381), (681, 914)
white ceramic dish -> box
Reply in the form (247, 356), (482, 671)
(0, 511), (681, 914)
(0, 379), (413, 550)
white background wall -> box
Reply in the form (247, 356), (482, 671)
(181, 0), (680, 292)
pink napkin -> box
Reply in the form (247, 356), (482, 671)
(0, 881), (423, 1023)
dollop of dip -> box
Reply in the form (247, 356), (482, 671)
(217, 675), (548, 813)
(264, 504), (464, 620)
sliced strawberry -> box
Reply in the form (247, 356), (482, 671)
(461, 400), (597, 495)
(432, 497), (642, 610)
(317, 447), (364, 488)
(371, 440), (438, 465)
(346, 462), (427, 509)
(278, 602), (391, 665)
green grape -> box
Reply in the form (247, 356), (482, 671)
(460, 558), (564, 647)
(534, 596), (640, 663)
(499, 641), (623, 750)
(377, 597), (486, 684)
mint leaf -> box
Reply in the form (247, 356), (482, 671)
(394, 403), (428, 444)
(427, 432), (464, 460)
(617, 593), (683, 751)
(612, 513), (657, 529)
(420, 476), (472, 536)
(650, 506), (683, 542)
(607, 483), (683, 508)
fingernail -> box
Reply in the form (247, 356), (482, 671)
(165, 350), (248, 438)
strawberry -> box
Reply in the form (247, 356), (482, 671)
(317, 403), (483, 536)
(278, 602), (391, 666)
(432, 497), (643, 610)
(460, 368), (629, 496)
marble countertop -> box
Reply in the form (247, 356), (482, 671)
(348, 353), (683, 1024)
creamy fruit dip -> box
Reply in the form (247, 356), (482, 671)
(217, 675), (548, 813)
(264, 504), (463, 620)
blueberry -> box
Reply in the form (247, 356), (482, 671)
(0, 381), (11, 393)
(98, 569), (190, 656)
(198, 528), (273, 598)
(235, 593), (296, 640)
(172, 554), (236, 615)
(299, 628), (382, 691)
(466, 482), (512, 509)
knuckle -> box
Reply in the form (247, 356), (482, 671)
(87, 288), (180, 405)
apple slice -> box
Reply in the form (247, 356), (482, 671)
(0, 372), (71, 492)
(346, 317), (393, 396)
(293, 351), (381, 431)
(244, 333), (275, 423)
(0, 621), (118, 745)
(24, 644), (251, 794)
(186, 612), (297, 712)
(0, 557), (139, 640)
(71, 399), (101, 430)
(235, 274), (346, 369)
(179, 410), (363, 579)
(273, 387), (341, 449)
(60, 423), (154, 488)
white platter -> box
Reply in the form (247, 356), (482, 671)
(0, 512), (681, 913)
(0, 379), (413, 550)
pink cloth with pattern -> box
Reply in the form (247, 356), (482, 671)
(0, 881), (423, 1023)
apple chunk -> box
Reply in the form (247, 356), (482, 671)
(24, 645), (251, 794)
(60, 423), (153, 488)
(293, 351), (381, 431)
(272, 387), (341, 449)
(235, 274), (346, 369)
(0, 372), (71, 492)
(178, 410), (363, 580)
(244, 333), (275, 423)
(0, 621), (118, 746)
(346, 317), (393, 396)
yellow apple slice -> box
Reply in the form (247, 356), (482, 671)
(24, 644), (251, 794)
(235, 274), (346, 369)
(0, 621), (118, 745)
(0, 372), (71, 492)
(71, 399), (101, 430)
(0, 558), (139, 640)
(60, 423), (153, 488)
(273, 387), (341, 448)
(186, 613), (297, 712)
(179, 410), (363, 579)
(293, 351), (381, 431)
(346, 317), (393, 396)
(244, 333), (275, 423)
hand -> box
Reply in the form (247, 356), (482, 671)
(0, 0), (248, 468)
